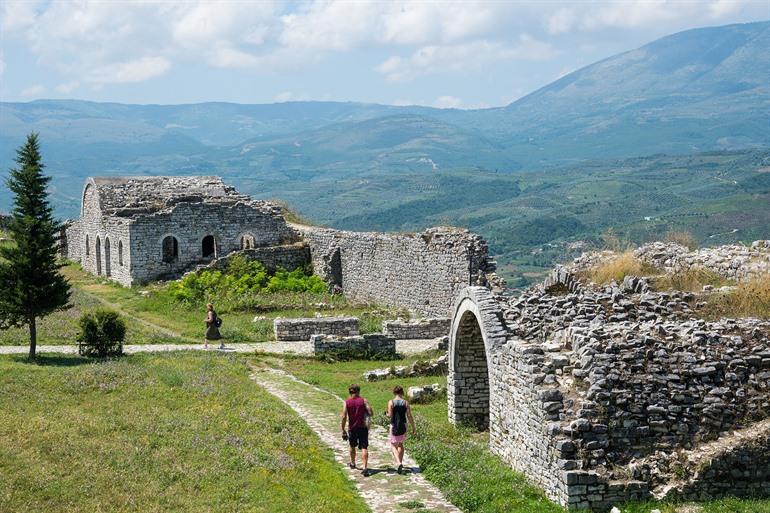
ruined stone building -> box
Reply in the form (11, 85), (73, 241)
(63, 176), (299, 286)
(63, 176), (500, 317)
(448, 242), (770, 510)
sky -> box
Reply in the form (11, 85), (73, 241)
(0, 0), (768, 109)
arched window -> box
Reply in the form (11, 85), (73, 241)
(85, 234), (90, 256)
(240, 233), (255, 250)
(118, 240), (124, 266)
(104, 237), (111, 277)
(162, 236), (179, 263)
(202, 235), (216, 259)
(95, 237), (102, 275)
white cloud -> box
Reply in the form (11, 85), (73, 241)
(547, 8), (575, 35)
(0, 0), (42, 32)
(433, 95), (463, 109)
(21, 84), (45, 97)
(87, 57), (170, 86)
(55, 81), (79, 94)
(377, 36), (555, 82)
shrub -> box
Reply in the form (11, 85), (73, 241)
(600, 227), (632, 252)
(701, 273), (770, 319)
(168, 255), (326, 310)
(587, 251), (656, 284)
(663, 230), (699, 250)
(77, 309), (126, 357)
(651, 267), (731, 292)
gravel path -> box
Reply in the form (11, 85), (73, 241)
(0, 339), (440, 356)
(250, 365), (461, 513)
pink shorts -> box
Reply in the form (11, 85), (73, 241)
(389, 427), (407, 445)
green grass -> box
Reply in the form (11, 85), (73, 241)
(0, 352), (368, 513)
(0, 263), (402, 346)
(274, 354), (563, 513)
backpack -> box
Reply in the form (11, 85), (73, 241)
(215, 316), (222, 328)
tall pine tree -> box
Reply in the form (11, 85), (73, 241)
(0, 133), (71, 359)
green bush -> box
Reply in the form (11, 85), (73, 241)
(167, 255), (326, 309)
(77, 309), (126, 357)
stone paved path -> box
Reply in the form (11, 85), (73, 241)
(250, 365), (461, 513)
(0, 339), (440, 356)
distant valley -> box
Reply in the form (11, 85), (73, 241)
(1, 21), (768, 285)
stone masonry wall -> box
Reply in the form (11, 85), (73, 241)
(382, 318), (451, 339)
(311, 333), (396, 356)
(128, 201), (297, 284)
(274, 317), (360, 341)
(295, 224), (500, 317)
(195, 243), (310, 273)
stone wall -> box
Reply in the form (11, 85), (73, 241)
(295, 224), (501, 317)
(194, 243), (310, 273)
(311, 333), (396, 356)
(382, 318), (451, 339)
(128, 202), (297, 284)
(448, 258), (770, 510)
(274, 317), (360, 342)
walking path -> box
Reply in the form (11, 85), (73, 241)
(0, 338), (440, 356)
(250, 365), (461, 513)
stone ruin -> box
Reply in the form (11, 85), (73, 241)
(62, 176), (502, 317)
(447, 241), (770, 510)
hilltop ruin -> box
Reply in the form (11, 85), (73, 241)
(448, 242), (770, 510)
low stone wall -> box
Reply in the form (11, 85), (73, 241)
(635, 240), (770, 281)
(382, 318), (451, 339)
(198, 243), (310, 273)
(294, 224), (502, 317)
(274, 317), (359, 341)
(311, 333), (396, 356)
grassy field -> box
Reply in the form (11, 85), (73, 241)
(272, 353), (770, 513)
(0, 263), (401, 346)
(0, 352), (367, 513)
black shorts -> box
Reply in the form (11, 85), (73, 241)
(348, 427), (369, 450)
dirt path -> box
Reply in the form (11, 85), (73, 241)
(0, 339), (440, 356)
(249, 365), (461, 513)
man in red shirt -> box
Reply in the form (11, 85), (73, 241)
(340, 383), (374, 476)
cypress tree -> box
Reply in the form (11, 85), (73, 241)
(0, 133), (71, 359)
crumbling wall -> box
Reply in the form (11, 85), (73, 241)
(274, 317), (360, 341)
(382, 318), (450, 339)
(295, 225), (500, 317)
(311, 333), (396, 356)
(128, 202), (297, 284)
(196, 243), (310, 273)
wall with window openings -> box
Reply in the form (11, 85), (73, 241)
(64, 186), (298, 287)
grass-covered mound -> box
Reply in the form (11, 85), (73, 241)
(0, 352), (367, 513)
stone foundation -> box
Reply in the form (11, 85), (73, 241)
(274, 317), (360, 341)
(310, 333), (396, 356)
(382, 318), (451, 339)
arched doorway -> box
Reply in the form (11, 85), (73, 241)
(104, 237), (111, 277)
(202, 235), (216, 259)
(162, 236), (179, 263)
(240, 233), (255, 250)
(450, 310), (490, 429)
(95, 237), (102, 275)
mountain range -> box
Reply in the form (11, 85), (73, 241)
(1, 21), (768, 284)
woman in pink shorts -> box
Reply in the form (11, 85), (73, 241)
(387, 385), (416, 474)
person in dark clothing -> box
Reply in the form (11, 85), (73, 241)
(204, 303), (223, 349)
(387, 385), (416, 474)
(341, 383), (373, 476)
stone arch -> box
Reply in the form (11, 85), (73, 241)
(95, 236), (102, 275)
(201, 235), (217, 259)
(448, 286), (506, 430)
(161, 235), (179, 263)
(240, 232), (256, 250)
(104, 237), (111, 277)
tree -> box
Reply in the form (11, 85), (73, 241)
(0, 133), (71, 359)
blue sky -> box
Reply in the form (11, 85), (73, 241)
(1, 0), (768, 108)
